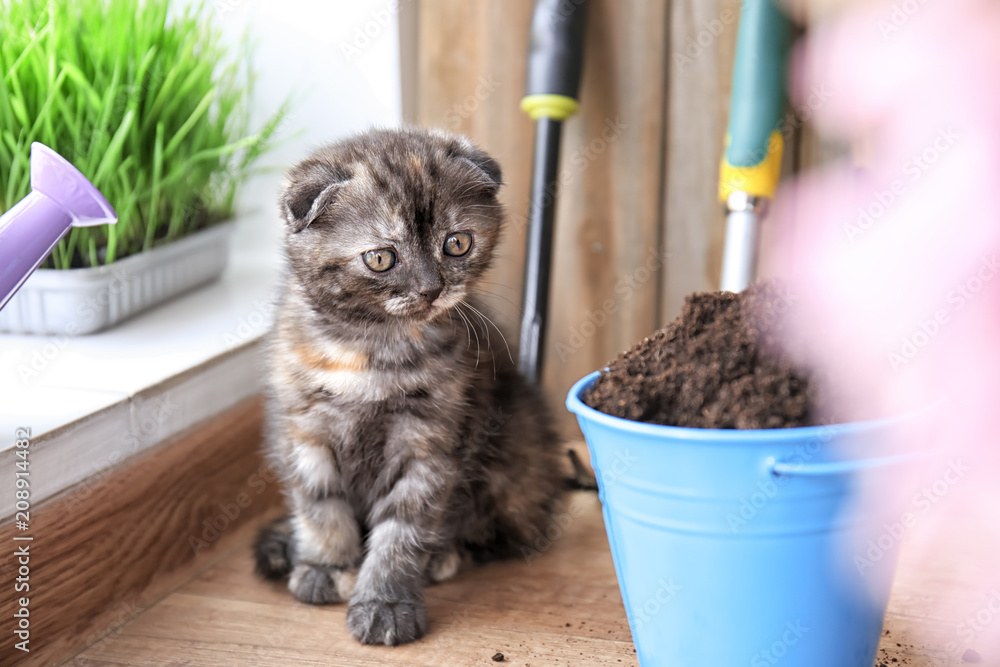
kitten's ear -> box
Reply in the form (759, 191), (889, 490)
(281, 176), (348, 233)
(447, 139), (503, 191)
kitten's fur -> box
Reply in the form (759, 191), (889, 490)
(254, 127), (564, 646)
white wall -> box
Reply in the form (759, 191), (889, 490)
(214, 0), (403, 253)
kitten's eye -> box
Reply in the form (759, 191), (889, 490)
(363, 248), (397, 272)
(443, 232), (473, 257)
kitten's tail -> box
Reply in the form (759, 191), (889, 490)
(564, 449), (598, 492)
(253, 515), (294, 580)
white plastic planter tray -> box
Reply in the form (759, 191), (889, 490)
(0, 221), (235, 336)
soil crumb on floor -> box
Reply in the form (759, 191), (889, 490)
(583, 281), (815, 429)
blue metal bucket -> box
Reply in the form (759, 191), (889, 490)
(567, 371), (912, 667)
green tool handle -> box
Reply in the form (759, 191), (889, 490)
(724, 0), (793, 170)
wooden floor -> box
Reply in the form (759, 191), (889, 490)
(68, 479), (997, 666)
(71, 492), (638, 666)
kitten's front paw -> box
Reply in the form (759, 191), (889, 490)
(289, 563), (356, 605)
(427, 550), (462, 583)
(346, 596), (429, 645)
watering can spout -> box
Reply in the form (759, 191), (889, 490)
(29, 142), (117, 226)
(0, 142), (117, 311)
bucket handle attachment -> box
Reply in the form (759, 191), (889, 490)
(769, 452), (928, 477)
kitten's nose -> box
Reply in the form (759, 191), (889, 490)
(418, 286), (443, 303)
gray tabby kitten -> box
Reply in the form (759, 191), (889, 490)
(254, 127), (564, 646)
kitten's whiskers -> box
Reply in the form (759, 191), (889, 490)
(453, 306), (473, 352)
(455, 179), (494, 198)
(465, 302), (513, 368)
(456, 303), (481, 369)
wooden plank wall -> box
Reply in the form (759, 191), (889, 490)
(0, 398), (280, 665)
(404, 0), (758, 434)
(661, 0), (741, 319)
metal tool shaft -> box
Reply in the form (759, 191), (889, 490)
(518, 117), (564, 384)
(720, 192), (768, 292)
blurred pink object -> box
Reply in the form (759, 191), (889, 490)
(773, 0), (1000, 450)
(770, 0), (1000, 658)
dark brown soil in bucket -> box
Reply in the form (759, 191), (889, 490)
(582, 281), (816, 429)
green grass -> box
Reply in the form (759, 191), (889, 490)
(0, 0), (287, 268)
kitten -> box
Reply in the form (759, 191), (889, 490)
(253, 127), (565, 646)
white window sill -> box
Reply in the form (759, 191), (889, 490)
(0, 221), (283, 519)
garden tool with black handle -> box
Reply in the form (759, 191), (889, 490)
(517, 0), (588, 385)
(719, 0), (793, 292)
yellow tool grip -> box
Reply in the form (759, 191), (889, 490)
(719, 130), (784, 201)
(520, 94), (580, 121)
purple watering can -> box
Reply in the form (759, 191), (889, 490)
(0, 142), (117, 311)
